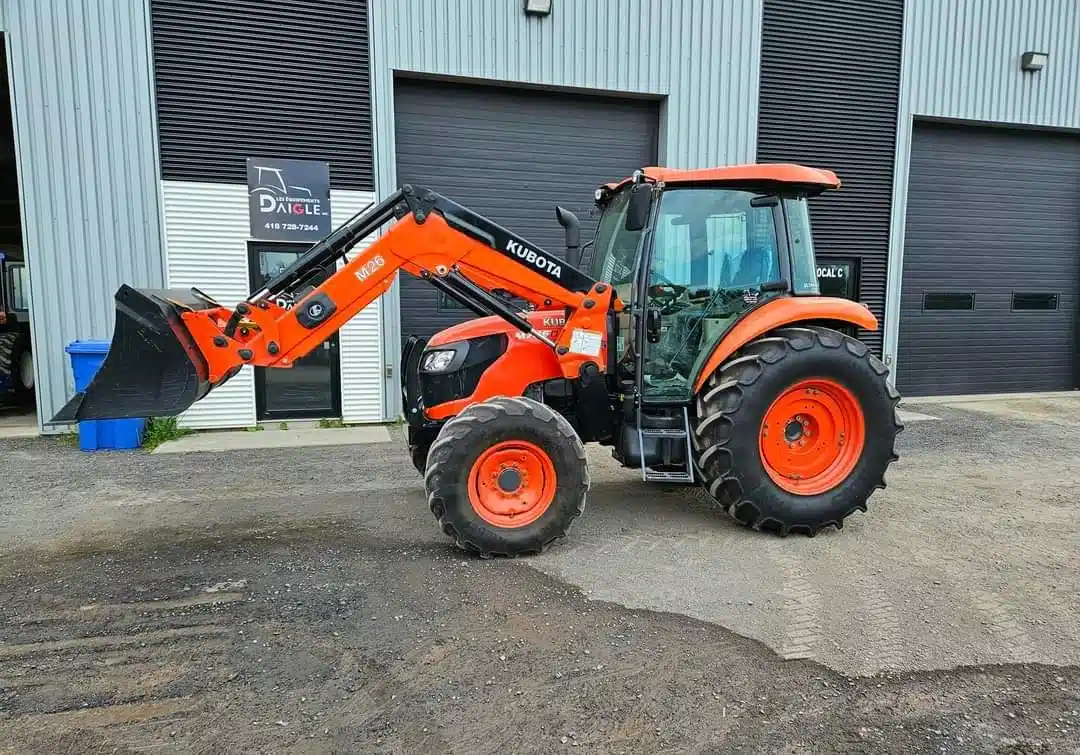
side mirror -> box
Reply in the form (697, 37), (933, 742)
(625, 184), (652, 231)
(555, 205), (582, 267)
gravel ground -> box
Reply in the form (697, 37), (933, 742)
(0, 397), (1078, 753)
(529, 398), (1080, 677)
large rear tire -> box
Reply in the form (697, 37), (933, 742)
(0, 330), (33, 401)
(693, 325), (902, 536)
(425, 396), (588, 557)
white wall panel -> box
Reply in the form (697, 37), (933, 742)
(332, 190), (384, 424)
(161, 183), (385, 427)
(160, 180), (256, 429)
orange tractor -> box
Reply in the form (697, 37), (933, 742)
(54, 164), (902, 556)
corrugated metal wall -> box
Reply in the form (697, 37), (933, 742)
(4, 0), (165, 431)
(149, 0), (380, 427)
(903, 0), (1080, 126)
(369, 0), (764, 417)
(756, 0), (904, 358)
(884, 0), (1080, 371)
(150, 0), (373, 190)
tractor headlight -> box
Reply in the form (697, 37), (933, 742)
(421, 349), (457, 372)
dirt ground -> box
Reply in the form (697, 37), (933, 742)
(0, 396), (1078, 754)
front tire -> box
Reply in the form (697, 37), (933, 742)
(693, 325), (902, 536)
(425, 396), (588, 557)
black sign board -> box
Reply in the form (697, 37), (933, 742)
(816, 257), (858, 301)
(247, 157), (331, 241)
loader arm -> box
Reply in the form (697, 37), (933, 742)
(50, 185), (620, 423)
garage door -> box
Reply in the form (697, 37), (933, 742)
(393, 78), (660, 338)
(897, 122), (1080, 396)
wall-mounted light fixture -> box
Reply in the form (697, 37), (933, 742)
(524, 0), (553, 17)
(1020, 51), (1048, 72)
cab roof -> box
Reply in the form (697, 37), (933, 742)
(602, 163), (840, 193)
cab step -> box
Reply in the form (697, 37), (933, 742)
(643, 467), (694, 483)
(640, 427), (688, 438)
(637, 406), (695, 485)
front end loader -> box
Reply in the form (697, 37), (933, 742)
(53, 163), (902, 557)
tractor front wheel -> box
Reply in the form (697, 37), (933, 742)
(424, 396), (589, 557)
(693, 325), (902, 536)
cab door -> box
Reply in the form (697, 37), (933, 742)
(637, 187), (786, 403)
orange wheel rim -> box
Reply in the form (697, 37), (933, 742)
(467, 440), (557, 527)
(759, 378), (866, 496)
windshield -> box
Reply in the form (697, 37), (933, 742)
(589, 187), (644, 289)
(642, 187), (785, 401)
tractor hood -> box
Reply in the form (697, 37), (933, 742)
(426, 309), (568, 348)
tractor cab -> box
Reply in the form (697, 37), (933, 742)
(590, 165), (836, 404)
(0, 248), (32, 400)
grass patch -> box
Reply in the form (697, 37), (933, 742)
(279, 421), (289, 430)
(141, 416), (191, 450)
(318, 418), (345, 429)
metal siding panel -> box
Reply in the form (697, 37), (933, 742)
(756, 0), (904, 358)
(332, 190), (384, 424)
(392, 78), (659, 339)
(6, 0), (165, 431)
(906, 0), (1080, 128)
(896, 123), (1080, 396)
(884, 0), (1080, 372)
(161, 181), (256, 429)
(370, 0), (763, 415)
(150, 0), (373, 190)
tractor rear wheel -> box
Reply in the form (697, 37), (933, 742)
(693, 325), (902, 536)
(0, 330), (33, 401)
(424, 395), (588, 557)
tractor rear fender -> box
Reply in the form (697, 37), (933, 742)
(691, 296), (878, 394)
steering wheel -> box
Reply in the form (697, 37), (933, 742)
(647, 275), (688, 314)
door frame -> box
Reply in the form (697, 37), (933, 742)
(247, 240), (342, 421)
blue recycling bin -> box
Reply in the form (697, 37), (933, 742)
(65, 340), (145, 451)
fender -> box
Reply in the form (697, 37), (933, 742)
(691, 296), (878, 393)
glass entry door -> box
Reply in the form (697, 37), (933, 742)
(249, 243), (342, 420)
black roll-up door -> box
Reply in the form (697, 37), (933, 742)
(756, 0), (904, 357)
(150, 0), (373, 190)
(393, 78), (660, 338)
(897, 122), (1080, 396)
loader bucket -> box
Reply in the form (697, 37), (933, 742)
(50, 285), (221, 424)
